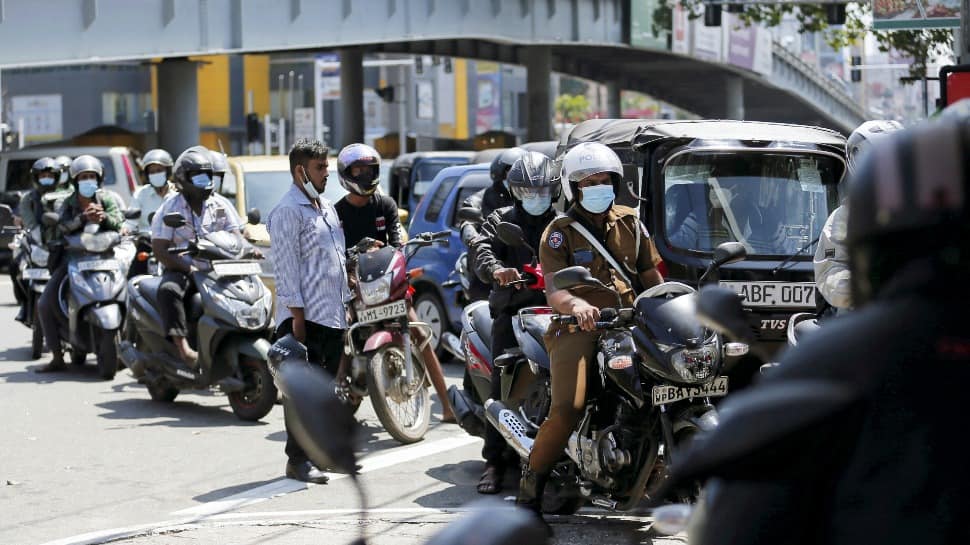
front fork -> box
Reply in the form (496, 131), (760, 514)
(401, 316), (415, 387)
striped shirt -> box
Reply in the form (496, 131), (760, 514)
(267, 184), (349, 329)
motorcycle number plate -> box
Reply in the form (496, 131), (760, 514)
(652, 376), (729, 406)
(357, 299), (408, 325)
(77, 259), (117, 272)
(719, 281), (816, 308)
(212, 261), (262, 277)
(23, 268), (50, 280)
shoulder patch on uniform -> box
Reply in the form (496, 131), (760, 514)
(548, 231), (564, 249)
(824, 248), (835, 258)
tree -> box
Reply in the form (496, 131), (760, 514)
(555, 94), (592, 123)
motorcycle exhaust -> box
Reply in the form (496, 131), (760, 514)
(441, 332), (465, 363)
(484, 399), (533, 460)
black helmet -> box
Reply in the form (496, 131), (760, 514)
(847, 120), (969, 305)
(30, 157), (59, 192)
(69, 155), (104, 184)
(268, 333), (308, 369)
(507, 151), (561, 205)
(489, 147), (529, 186)
(172, 145), (215, 200)
(337, 143), (381, 196)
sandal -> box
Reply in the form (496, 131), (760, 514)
(477, 464), (504, 495)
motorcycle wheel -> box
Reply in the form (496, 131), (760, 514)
(542, 487), (585, 515)
(147, 379), (179, 402)
(30, 306), (44, 360)
(228, 357), (278, 422)
(70, 348), (88, 366)
(95, 329), (119, 380)
(366, 344), (431, 444)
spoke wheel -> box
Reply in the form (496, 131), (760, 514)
(366, 344), (431, 444)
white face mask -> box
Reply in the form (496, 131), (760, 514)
(148, 172), (168, 188)
(301, 167), (320, 199)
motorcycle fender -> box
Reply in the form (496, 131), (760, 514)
(363, 330), (400, 353)
(88, 304), (122, 331)
(679, 407), (720, 434)
(220, 336), (272, 372)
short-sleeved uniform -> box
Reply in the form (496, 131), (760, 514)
(529, 204), (662, 474)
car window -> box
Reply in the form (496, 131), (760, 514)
(450, 182), (490, 227)
(424, 176), (459, 223)
(96, 156), (118, 186)
(243, 170), (294, 215)
(219, 168), (238, 206)
(412, 159), (469, 200)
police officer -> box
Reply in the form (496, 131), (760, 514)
(517, 142), (663, 518)
(472, 151), (559, 495)
(12, 157), (60, 323)
(36, 155), (125, 373)
(679, 117), (970, 545)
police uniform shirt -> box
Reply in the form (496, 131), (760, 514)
(540, 204), (662, 309)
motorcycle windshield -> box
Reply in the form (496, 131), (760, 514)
(197, 231), (248, 260)
(662, 150), (841, 257)
(357, 246), (396, 281)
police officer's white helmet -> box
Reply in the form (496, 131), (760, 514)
(846, 120), (903, 174)
(559, 142), (624, 202)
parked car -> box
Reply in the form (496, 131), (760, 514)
(406, 163), (491, 358)
(388, 151), (476, 213)
(0, 145), (143, 208)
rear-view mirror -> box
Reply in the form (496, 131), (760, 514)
(456, 207), (482, 224)
(712, 242), (747, 267)
(246, 208), (261, 225)
(495, 222), (526, 248)
(41, 212), (60, 227)
(124, 207), (142, 220)
(696, 286), (752, 343)
(552, 265), (603, 291)
(162, 212), (187, 228)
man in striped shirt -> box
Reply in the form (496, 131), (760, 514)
(268, 138), (349, 485)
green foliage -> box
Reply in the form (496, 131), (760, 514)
(555, 94), (592, 123)
(655, 0), (953, 79)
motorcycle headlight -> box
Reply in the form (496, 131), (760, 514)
(359, 271), (393, 306)
(670, 344), (719, 384)
(30, 245), (49, 267)
(81, 233), (117, 254)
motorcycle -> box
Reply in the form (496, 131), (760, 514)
(41, 210), (140, 380)
(342, 230), (451, 444)
(11, 227), (51, 359)
(118, 212), (277, 422)
(485, 241), (749, 513)
(439, 206), (490, 362)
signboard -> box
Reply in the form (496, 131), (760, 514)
(724, 14), (773, 76)
(314, 53), (339, 144)
(293, 107), (315, 142)
(416, 80), (434, 120)
(11, 94), (62, 143)
(872, 0), (959, 29)
(475, 62), (502, 134)
(630, 0), (669, 50)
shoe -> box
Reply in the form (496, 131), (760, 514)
(516, 466), (552, 535)
(36, 353), (67, 373)
(285, 460), (330, 484)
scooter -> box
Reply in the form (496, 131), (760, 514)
(41, 210), (139, 380)
(342, 230), (451, 444)
(119, 212), (277, 422)
(11, 227), (50, 359)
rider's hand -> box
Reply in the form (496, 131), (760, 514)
(83, 205), (102, 223)
(493, 267), (521, 287)
(365, 240), (384, 253)
(570, 300), (600, 332)
(251, 248), (264, 259)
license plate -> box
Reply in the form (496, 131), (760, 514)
(77, 259), (117, 272)
(357, 300), (408, 325)
(212, 261), (261, 277)
(23, 268), (50, 280)
(652, 377), (729, 406)
(719, 281), (816, 308)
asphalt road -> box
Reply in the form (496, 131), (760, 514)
(0, 278), (683, 545)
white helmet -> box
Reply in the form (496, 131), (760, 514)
(559, 142), (624, 202)
(846, 120), (903, 174)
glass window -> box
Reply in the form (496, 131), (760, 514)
(450, 181), (490, 227)
(662, 151), (841, 256)
(243, 171), (294, 214)
(96, 156), (118, 186)
(412, 158), (469, 200)
(424, 176), (459, 223)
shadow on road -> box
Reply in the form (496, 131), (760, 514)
(95, 398), (268, 428)
(411, 460), (484, 509)
(192, 477), (287, 502)
(0, 363), (114, 384)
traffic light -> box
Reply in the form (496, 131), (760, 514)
(851, 56), (862, 83)
(246, 113), (262, 143)
(826, 3), (846, 25)
(704, 4), (722, 27)
(375, 86), (395, 103)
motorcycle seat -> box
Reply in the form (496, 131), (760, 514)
(520, 315), (551, 345)
(135, 276), (164, 304)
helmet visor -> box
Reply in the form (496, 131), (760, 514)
(511, 186), (553, 201)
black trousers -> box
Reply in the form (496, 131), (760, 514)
(483, 310), (517, 466)
(158, 271), (192, 338)
(275, 317), (345, 464)
(10, 260), (26, 306)
(38, 265), (68, 354)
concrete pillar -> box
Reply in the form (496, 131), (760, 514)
(524, 46), (552, 142)
(339, 48), (364, 147)
(606, 81), (622, 119)
(726, 76), (744, 120)
(157, 59), (200, 154)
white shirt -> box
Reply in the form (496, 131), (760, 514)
(132, 183), (175, 230)
(151, 192), (241, 247)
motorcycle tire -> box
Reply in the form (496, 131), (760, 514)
(96, 329), (119, 381)
(70, 348), (87, 366)
(413, 290), (448, 360)
(228, 357), (278, 422)
(366, 344), (431, 444)
(147, 379), (179, 403)
(30, 306), (44, 360)
(542, 490), (585, 515)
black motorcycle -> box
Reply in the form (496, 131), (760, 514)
(486, 241), (749, 513)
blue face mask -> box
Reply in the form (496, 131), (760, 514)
(579, 185), (614, 214)
(191, 173), (212, 188)
(521, 195), (551, 216)
(38, 176), (56, 187)
(78, 180), (98, 198)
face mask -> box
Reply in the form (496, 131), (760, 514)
(521, 195), (551, 216)
(38, 176), (56, 187)
(190, 173), (211, 188)
(78, 180), (98, 198)
(579, 185), (614, 214)
(148, 172), (168, 188)
(298, 167), (319, 199)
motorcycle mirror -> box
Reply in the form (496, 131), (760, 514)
(425, 499), (550, 545)
(162, 212), (188, 228)
(495, 222), (527, 248)
(147, 212), (156, 225)
(552, 265), (605, 291)
(456, 207), (483, 224)
(712, 241), (747, 267)
(124, 207), (142, 220)
(277, 361), (359, 476)
(247, 208), (261, 225)
(696, 286), (753, 343)
(41, 212), (60, 227)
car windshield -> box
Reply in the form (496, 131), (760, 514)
(662, 151), (842, 256)
(240, 163), (392, 213)
(412, 158), (469, 200)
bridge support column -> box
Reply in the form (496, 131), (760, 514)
(606, 81), (622, 118)
(524, 46), (552, 141)
(726, 76), (744, 120)
(340, 47), (364, 147)
(157, 59), (200, 154)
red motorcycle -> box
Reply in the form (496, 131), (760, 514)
(344, 231), (450, 444)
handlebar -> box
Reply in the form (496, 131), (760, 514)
(551, 308), (634, 330)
